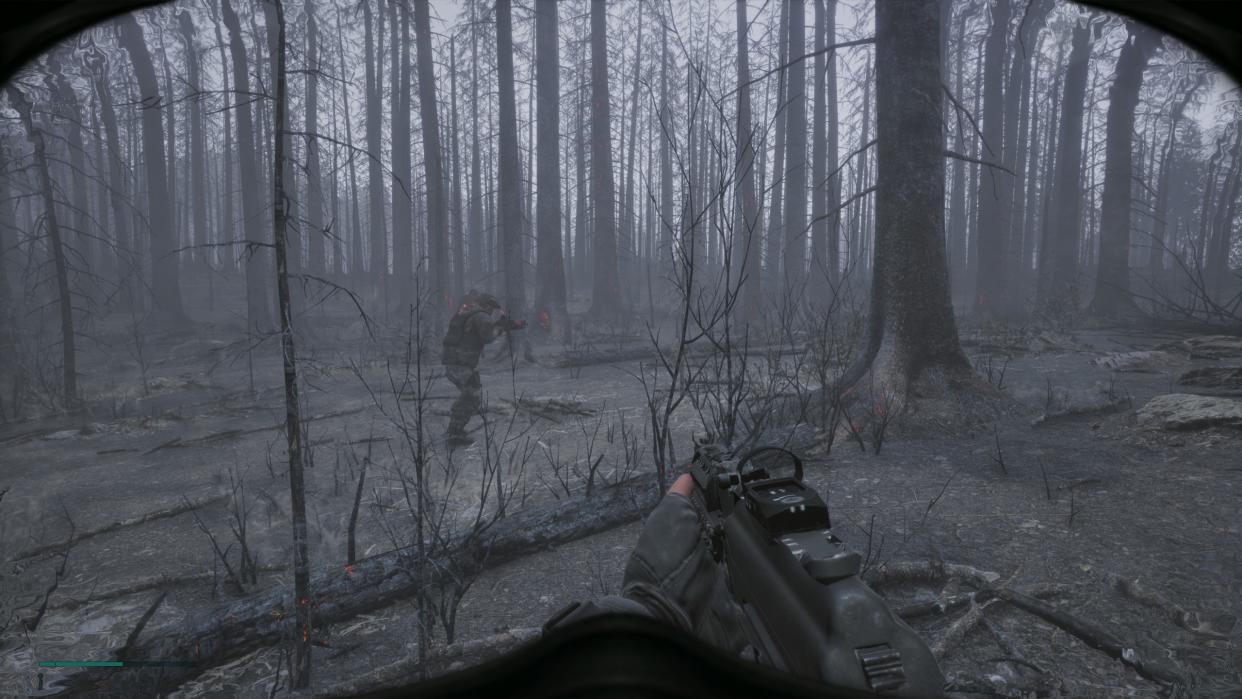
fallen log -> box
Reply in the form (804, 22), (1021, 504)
(864, 560), (1001, 590)
(1101, 572), (1235, 639)
(992, 587), (1183, 686)
(61, 476), (661, 695)
(10, 493), (230, 561)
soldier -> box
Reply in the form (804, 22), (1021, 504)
(441, 290), (525, 447)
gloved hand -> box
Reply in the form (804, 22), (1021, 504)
(512, 318), (527, 330)
(620, 475), (748, 653)
(546, 475), (749, 656)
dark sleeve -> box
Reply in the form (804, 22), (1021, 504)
(468, 313), (498, 344)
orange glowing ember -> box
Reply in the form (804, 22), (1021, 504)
(538, 310), (551, 331)
(345, 564), (356, 577)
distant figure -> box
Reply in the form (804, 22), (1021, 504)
(441, 290), (525, 447)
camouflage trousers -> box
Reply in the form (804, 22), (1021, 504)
(444, 364), (482, 437)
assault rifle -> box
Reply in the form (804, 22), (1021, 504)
(687, 437), (945, 697)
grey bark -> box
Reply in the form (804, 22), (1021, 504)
(414, 0), (449, 313)
(1090, 22), (1160, 316)
(971, 0), (1011, 318)
(117, 13), (187, 323)
(846, 0), (972, 397)
(1036, 18), (1094, 313)
(534, 0), (570, 343)
(782, 0), (808, 291)
(496, 0), (525, 312)
(589, 0), (621, 317)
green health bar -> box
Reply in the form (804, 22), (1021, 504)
(39, 660), (195, 668)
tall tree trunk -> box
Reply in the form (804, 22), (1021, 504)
(1148, 76), (1205, 278)
(364, 2), (387, 288)
(847, 0), (971, 400)
(782, 0), (808, 291)
(450, 34), (465, 301)
(1001, 0), (1052, 313)
(6, 85), (78, 409)
(1090, 22), (1160, 316)
(496, 0), (525, 312)
(658, 10), (673, 281)
(971, 0), (1010, 318)
(391, 1), (412, 305)
(734, 0), (761, 323)
(49, 55), (94, 279)
(810, 0), (828, 293)
(534, 0), (570, 343)
(267, 0), (311, 686)
(622, 7), (643, 305)
(946, 7), (970, 302)
(178, 11), (209, 283)
(1206, 128), (1242, 302)
(589, 0), (621, 317)
(118, 13), (187, 323)
(414, 0), (449, 313)
(1036, 19), (1093, 313)
(87, 50), (134, 299)
(468, 3), (484, 287)
(303, 0), (325, 276)
(765, 0), (790, 287)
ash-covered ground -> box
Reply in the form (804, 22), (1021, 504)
(1, 307), (1240, 698)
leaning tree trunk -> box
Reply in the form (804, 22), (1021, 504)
(269, 0), (312, 687)
(6, 85), (78, 410)
(1090, 22), (1160, 317)
(971, 0), (1010, 319)
(220, 0), (272, 332)
(414, 0), (449, 315)
(533, 0), (570, 343)
(117, 14), (186, 324)
(844, 0), (973, 402)
(588, 0), (622, 317)
(496, 0), (525, 313)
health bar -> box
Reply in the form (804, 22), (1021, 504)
(39, 660), (195, 668)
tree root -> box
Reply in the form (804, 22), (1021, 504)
(10, 493), (230, 561)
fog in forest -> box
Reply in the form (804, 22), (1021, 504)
(1, 0), (1240, 695)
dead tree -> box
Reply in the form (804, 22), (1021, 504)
(1091, 22), (1161, 316)
(533, 0), (570, 343)
(5, 84), (78, 410)
(270, 0), (312, 686)
(117, 13), (186, 323)
(588, 0), (622, 318)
